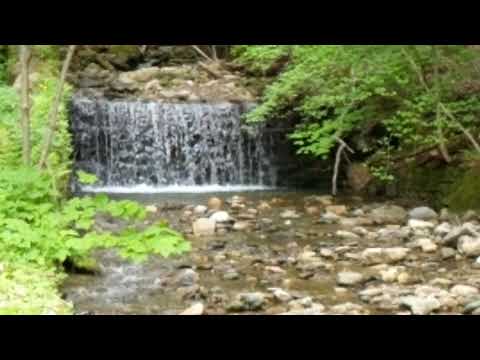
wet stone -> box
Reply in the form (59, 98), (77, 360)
(336, 272), (364, 286)
(175, 269), (199, 287)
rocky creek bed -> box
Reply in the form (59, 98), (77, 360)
(61, 191), (480, 315)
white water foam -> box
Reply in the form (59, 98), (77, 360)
(81, 184), (278, 194)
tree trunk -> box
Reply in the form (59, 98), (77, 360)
(19, 45), (32, 166)
(211, 46), (218, 61)
(38, 45), (76, 169)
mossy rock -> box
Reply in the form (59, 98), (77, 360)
(104, 45), (142, 70)
(65, 256), (101, 275)
(446, 166), (480, 212)
(108, 45), (141, 57)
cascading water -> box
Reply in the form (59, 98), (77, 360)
(71, 97), (281, 193)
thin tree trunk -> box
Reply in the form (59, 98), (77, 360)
(211, 46), (218, 61)
(332, 143), (346, 196)
(19, 45), (32, 166)
(38, 45), (76, 169)
(332, 137), (355, 196)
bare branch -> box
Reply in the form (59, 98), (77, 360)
(335, 136), (355, 153)
(191, 45), (214, 62)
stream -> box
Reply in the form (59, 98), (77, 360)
(61, 189), (480, 315)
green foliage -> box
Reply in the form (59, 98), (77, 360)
(0, 86), (21, 167)
(0, 167), (190, 270)
(232, 45), (292, 73)
(0, 46), (7, 84)
(370, 166), (395, 183)
(0, 75), (73, 192)
(0, 264), (73, 315)
(234, 45), (480, 166)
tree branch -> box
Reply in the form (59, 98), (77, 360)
(191, 45), (214, 62)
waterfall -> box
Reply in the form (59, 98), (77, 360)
(71, 97), (280, 192)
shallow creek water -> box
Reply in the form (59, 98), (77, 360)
(61, 190), (480, 315)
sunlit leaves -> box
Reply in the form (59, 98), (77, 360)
(234, 45), (480, 165)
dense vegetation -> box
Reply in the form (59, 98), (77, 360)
(0, 46), (190, 314)
(234, 45), (480, 183)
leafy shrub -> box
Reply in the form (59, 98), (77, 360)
(0, 264), (73, 315)
(0, 167), (190, 269)
(234, 45), (480, 165)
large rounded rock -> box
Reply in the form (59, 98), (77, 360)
(376, 228), (410, 243)
(450, 285), (479, 298)
(417, 238), (438, 253)
(441, 223), (479, 246)
(280, 210), (301, 219)
(269, 288), (292, 303)
(210, 211), (232, 223)
(233, 221), (251, 231)
(361, 247), (410, 265)
(336, 272), (364, 286)
(408, 219), (435, 229)
(400, 296), (441, 315)
(305, 206), (321, 216)
(208, 197), (223, 211)
(180, 303), (204, 315)
(409, 207), (438, 221)
(326, 205), (348, 216)
(458, 236), (480, 257)
(193, 205), (208, 216)
(193, 218), (216, 237)
(464, 300), (480, 314)
(227, 293), (266, 312)
(370, 205), (408, 225)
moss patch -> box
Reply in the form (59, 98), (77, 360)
(446, 165), (480, 212)
(391, 163), (461, 209)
